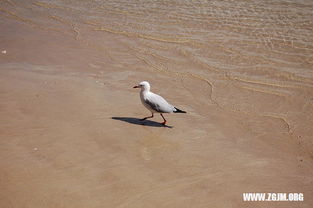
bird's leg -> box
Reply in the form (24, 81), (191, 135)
(160, 114), (167, 125)
(140, 113), (154, 121)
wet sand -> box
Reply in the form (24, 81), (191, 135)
(1, 1), (313, 207)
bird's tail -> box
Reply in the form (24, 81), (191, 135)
(174, 107), (186, 113)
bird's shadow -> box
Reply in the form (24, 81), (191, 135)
(111, 117), (173, 128)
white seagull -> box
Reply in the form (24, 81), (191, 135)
(133, 81), (186, 125)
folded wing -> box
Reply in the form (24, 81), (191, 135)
(144, 93), (175, 113)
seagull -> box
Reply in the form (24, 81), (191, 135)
(133, 81), (186, 125)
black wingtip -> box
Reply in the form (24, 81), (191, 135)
(174, 107), (186, 113)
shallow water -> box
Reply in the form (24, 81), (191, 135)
(2, 0), (313, 87)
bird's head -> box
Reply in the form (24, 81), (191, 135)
(133, 81), (150, 91)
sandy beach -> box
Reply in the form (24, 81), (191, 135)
(1, 1), (313, 207)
